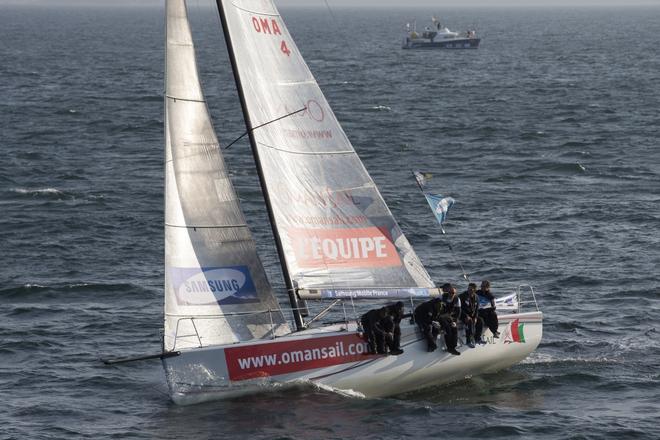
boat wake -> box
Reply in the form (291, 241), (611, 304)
(521, 352), (620, 366)
(312, 381), (366, 399)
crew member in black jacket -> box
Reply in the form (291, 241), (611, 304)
(459, 282), (484, 347)
(414, 297), (445, 352)
(382, 301), (405, 355)
(414, 286), (461, 355)
(477, 280), (499, 338)
(440, 283), (461, 355)
(361, 307), (388, 354)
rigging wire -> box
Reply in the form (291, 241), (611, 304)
(322, 0), (356, 58)
(411, 170), (471, 283)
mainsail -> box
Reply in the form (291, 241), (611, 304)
(164, 0), (289, 351)
(216, 0), (436, 300)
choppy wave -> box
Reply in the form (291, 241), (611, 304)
(0, 282), (157, 299)
(10, 187), (65, 197)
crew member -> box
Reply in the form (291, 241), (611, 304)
(440, 283), (461, 355)
(477, 280), (499, 338)
(459, 282), (484, 347)
(361, 307), (388, 354)
(414, 297), (445, 352)
(383, 301), (405, 355)
(414, 289), (461, 356)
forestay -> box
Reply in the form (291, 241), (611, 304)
(164, 0), (289, 351)
(218, 0), (436, 298)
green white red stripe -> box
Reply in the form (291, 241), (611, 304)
(510, 319), (526, 343)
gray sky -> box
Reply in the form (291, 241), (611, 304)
(1, 0), (659, 6)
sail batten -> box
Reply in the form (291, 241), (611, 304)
(165, 95), (207, 103)
(217, 0), (436, 297)
(164, 0), (290, 351)
(230, 2), (279, 16)
(166, 224), (251, 229)
(256, 141), (356, 156)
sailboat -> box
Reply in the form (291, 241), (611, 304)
(160, 0), (542, 405)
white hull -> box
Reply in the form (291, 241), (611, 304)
(163, 311), (542, 405)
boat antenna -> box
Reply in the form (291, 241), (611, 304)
(411, 170), (470, 282)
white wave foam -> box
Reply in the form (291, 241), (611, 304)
(314, 382), (366, 398)
(521, 351), (619, 365)
(12, 187), (63, 195)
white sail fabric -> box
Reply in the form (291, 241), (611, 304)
(219, 0), (436, 298)
(164, 0), (289, 351)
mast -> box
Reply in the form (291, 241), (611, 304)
(214, 0), (304, 331)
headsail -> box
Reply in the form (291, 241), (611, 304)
(164, 0), (289, 351)
(216, 0), (437, 300)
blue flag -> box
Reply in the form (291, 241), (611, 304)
(424, 193), (455, 225)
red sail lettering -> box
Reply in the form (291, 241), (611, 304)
(259, 18), (271, 34)
(252, 17), (261, 32)
(280, 40), (291, 57)
(272, 20), (282, 35)
(252, 17), (283, 37)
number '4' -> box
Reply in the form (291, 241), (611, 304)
(280, 40), (291, 57)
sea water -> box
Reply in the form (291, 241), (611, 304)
(1, 3), (659, 439)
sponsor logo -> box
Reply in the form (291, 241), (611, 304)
(169, 266), (258, 306)
(225, 333), (373, 381)
(276, 185), (359, 209)
(251, 17), (282, 35)
(319, 287), (432, 298)
(285, 99), (325, 122)
(288, 226), (401, 268)
(285, 213), (369, 227)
